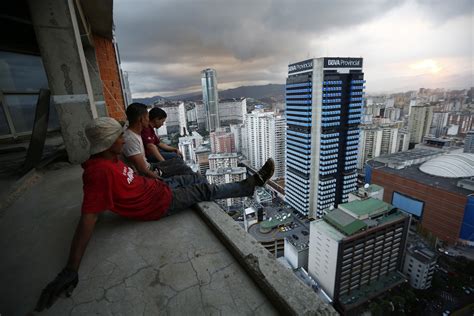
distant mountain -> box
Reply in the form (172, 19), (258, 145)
(135, 84), (285, 104)
(133, 95), (168, 105)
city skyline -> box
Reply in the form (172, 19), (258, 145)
(114, 0), (473, 98)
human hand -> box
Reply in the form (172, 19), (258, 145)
(35, 267), (78, 311)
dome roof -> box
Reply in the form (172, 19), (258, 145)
(419, 153), (474, 178)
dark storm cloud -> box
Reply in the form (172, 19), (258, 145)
(113, 0), (473, 96)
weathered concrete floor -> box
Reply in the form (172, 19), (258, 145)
(0, 163), (277, 316)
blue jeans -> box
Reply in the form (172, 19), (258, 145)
(150, 158), (195, 177)
(166, 175), (255, 215)
(147, 150), (179, 162)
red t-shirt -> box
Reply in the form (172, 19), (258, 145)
(141, 125), (160, 157)
(81, 157), (172, 221)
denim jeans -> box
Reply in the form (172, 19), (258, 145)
(147, 150), (179, 162)
(150, 158), (196, 177)
(166, 176), (255, 215)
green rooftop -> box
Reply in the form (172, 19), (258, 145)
(338, 198), (394, 220)
(324, 208), (367, 236)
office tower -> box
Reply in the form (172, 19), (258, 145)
(408, 105), (433, 145)
(201, 68), (220, 132)
(308, 198), (410, 313)
(357, 126), (382, 169)
(208, 153), (238, 169)
(210, 128), (236, 153)
(464, 130), (474, 153)
(285, 57), (364, 218)
(244, 110), (285, 179)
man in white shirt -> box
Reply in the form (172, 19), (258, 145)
(122, 103), (194, 178)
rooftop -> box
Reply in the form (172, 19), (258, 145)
(371, 161), (473, 196)
(408, 246), (437, 264)
(419, 153), (474, 178)
(324, 209), (367, 236)
(208, 153), (239, 159)
(338, 198), (394, 220)
(321, 199), (407, 237)
(0, 162), (335, 315)
(373, 148), (445, 169)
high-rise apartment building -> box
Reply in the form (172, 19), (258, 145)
(244, 110), (285, 179)
(308, 198), (410, 313)
(357, 126), (382, 169)
(430, 112), (449, 138)
(408, 105), (433, 145)
(206, 167), (247, 208)
(178, 138), (195, 163)
(218, 98), (247, 125)
(229, 124), (243, 153)
(201, 68), (220, 132)
(285, 57), (364, 218)
(208, 153), (238, 170)
(210, 128), (235, 153)
(397, 128), (410, 152)
(178, 132), (203, 163)
(178, 102), (187, 136)
(380, 124), (399, 155)
(464, 130), (474, 153)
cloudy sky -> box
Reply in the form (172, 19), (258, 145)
(114, 0), (473, 98)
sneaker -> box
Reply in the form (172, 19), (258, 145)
(254, 158), (275, 186)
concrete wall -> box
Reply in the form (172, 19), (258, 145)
(94, 34), (126, 121)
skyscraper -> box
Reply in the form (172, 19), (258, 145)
(285, 57), (364, 218)
(244, 110), (285, 179)
(201, 68), (220, 132)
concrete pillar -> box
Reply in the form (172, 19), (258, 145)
(28, 0), (98, 163)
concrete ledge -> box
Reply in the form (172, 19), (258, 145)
(195, 201), (338, 316)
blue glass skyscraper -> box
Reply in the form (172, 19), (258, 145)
(285, 57), (365, 219)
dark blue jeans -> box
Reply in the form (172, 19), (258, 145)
(147, 150), (179, 163)
(166, 175), (255, 215)
(150, 158), (195, 177)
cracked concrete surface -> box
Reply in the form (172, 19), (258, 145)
(0, 164), (277, 316)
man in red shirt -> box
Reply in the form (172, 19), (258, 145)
(142, 107), (182, 162)
(35, 117), (274, 311)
